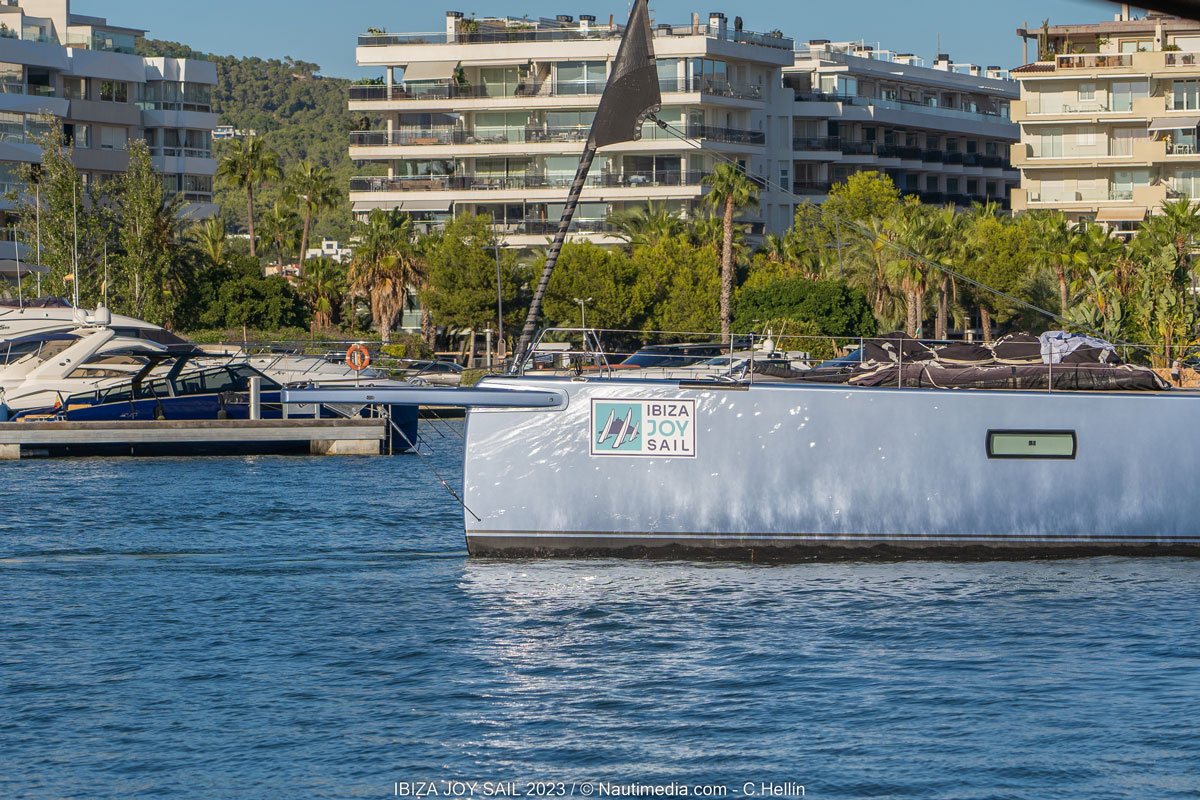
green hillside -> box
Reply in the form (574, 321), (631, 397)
(136, 38), (364, 243)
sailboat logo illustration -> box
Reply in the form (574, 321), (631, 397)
(593, 402), (642, 452)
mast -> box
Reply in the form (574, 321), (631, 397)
(510, 0), (661, 370)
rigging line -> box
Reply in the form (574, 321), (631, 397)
(646, 116), (1149, 353)
(386, 415), (481, 522)
(424, 410), (466, 441)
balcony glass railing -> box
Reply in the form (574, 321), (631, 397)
(0, 82), (56, 98)
(152, 146), (214, 159)
(1027, 188), (1132, 203)
(350, 76), (763, 102)
(793, 137), (840, 151)
(351, 124), (764, 147)
(1165, 52), (1200, 67)
(357, 24), (792, 50)
(349, 171), (711, 193)
(792, 181), (834, 195)
(1026, 100), (1113, 114)
(794, 91), (1009, 120)
(1055, 54), (1132, 70)
(800, 139), (1009, 168)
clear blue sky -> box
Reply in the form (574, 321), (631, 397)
(83, 0), (1130, 79)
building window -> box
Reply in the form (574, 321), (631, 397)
(99, 125), (127, 150)
(947, 178), (960, 193)
(1078, 82), (1096, 102)
(1119, 39), (1151, 53)
(99, 81), (128, 103)
(925, 175), (938, 191)
(63, 123), (90, 148)
(1039, 128), (1063, 158)
(1173, 80), (1200, 111)
(63, 76), (88, 100)
(0, 61), (20, 92)
(1175, 170), (1200, 198)
(967, 179), (979, 194)
(557, 61), (606, 95)
(779, 166), (788, 190)
(1112, 80), (1148, 112)
(985, 141), (998, 156)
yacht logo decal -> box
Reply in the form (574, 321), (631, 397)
(590, 399), (696, 457)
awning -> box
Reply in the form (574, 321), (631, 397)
(1095, 207), (1147, 222)
(1149, 116), (1200, 131)
(402, 61), (458, 82)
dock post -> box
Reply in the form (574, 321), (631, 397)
(0, 443), (19, 460)
(249, 377), (262, 420)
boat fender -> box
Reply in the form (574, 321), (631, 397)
(346, 343), (371, 372)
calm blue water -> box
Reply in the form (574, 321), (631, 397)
(2, 419), (1199, 799)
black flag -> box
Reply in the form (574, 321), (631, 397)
(511, 0), (661, 369)
(590, 1), (661, 148)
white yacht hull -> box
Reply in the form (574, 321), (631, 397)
(462, 376), (1200, 559)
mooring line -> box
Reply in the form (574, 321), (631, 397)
(387, 416), (481, 522)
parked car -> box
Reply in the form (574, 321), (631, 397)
(400, 359), (464, 386)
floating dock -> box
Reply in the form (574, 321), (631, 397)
(0, 418), (388, 460)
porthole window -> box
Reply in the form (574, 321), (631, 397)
(987, 430), (1077, 460)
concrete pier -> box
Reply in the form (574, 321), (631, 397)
(0, 418), (386, 459)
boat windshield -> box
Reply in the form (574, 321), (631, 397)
(66, 365), (280, 407)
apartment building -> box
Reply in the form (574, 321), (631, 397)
(349, 11), (795, 246)
(1010, 11), (1200, 233)
(0, 0), (217, 280)
(786, 42), (1019, 210)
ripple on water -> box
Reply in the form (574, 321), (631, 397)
(1, 424), (1199, 798)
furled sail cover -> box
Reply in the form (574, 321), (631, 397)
(589, 0), (661, 148)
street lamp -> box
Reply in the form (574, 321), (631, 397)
(573, 297), (593, 328)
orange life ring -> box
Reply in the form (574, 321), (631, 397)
(346, 344), (371, 371)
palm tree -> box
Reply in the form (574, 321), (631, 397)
(258, 202), (301, 272)
(193, 217), (229, 268)
(702, 163), (760, 340)
(1138, 198), (1200, 287)
(886, 204), (941, 337)
(1029, 211), (1085, 316)
(284, 160), (341, 275)
(347, 209), (424, 344)
(216, 137), (282, 258)
(609, 201), (686, 247)
(298, 257), (346, 330)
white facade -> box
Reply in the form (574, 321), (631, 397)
(785, 42), (1019, 210)
(306, 237), (353, 263)
(350, 11), (795, 246)
(0, 0), (218, 279)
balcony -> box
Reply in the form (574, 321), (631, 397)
(349, 76), (764, 104)
(794, 91), (1011, 122)
(351, 124), (763, 148)
(840, 141), (876, 156)
(152, 146), (213, 159)
(793, 137), (840, 151)
(792, 181), (833, 195)
(1054, 53), (1132, 70)
(356, 23), (792, 51)
(1026, 189), (1131, 204)
(349, 170), (711, 193)
(1166, 52), (1200, 67)
(921, 149), (944, 162)
(0, 82), (56, 99)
